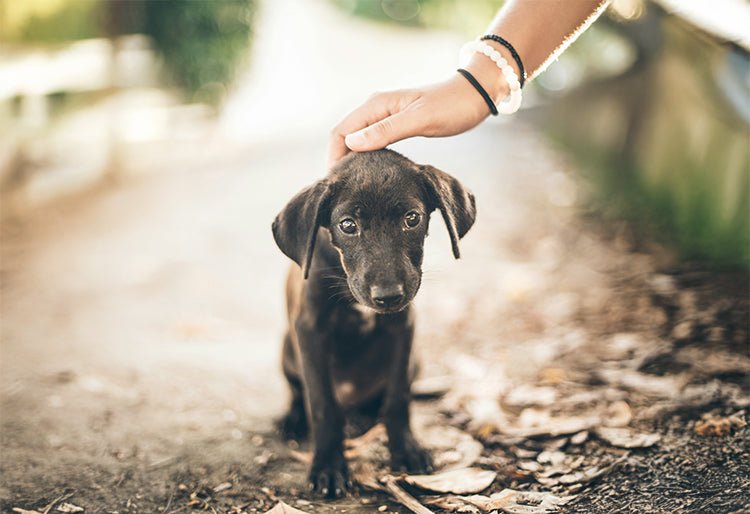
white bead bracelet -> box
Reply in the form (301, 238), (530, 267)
(460, 40), (523, 114)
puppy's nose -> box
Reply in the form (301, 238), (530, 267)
(371, 284), (404, 308)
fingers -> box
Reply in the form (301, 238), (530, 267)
(327, 90), (416, 168)
(344, 109), (423, 152)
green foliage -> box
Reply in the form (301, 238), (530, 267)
(332, 0), (504, 36)
(7, 0), (255, 107)
(142, 0), (255, 106)
(13, 1), (102, 43)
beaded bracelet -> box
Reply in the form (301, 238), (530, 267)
(480, 34), (526, 88)
(460, 40), (523, 114)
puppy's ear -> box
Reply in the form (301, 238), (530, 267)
(419, 165), (476, 259)
(272, 180), (333, 278)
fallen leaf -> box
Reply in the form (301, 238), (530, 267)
(569, 430), (588, 445)
(263, 501), (311, 514)
(502, 412), (598, 438)
(599, 369), (685, 398)
(419, 425), (484, 470)
(517, 460), (542, 472)
(695, 411), (746, 437)
(57, 504), (84, 513)
(504, 386), (557, 408)
(536, 451), (566, 466)
(595, 427), (661, 448)
(489, 489), (573, 514)
(604, 401), (632, 427)
(12, 509), (42, 514)
(537, 455), (585, 478)
(535, 455), (627, 487)
(412, 376), (453, 399)
(426, 490), (572, 513)
(403, 467), (497, 494)
(213, 482), (232, 493)
(538, 367), (567, 385)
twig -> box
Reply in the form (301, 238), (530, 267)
(42, 491), (76, 514)
(148, 456), (177, 470)
(160, 491), (175, 514)
(287, 448), (312, 464)
(381, 476), (434, 514)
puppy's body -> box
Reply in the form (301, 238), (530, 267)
(282, 241), (410, 409)
(272, 150), (475, 497)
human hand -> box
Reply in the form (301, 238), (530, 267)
(327, 57), (510, 168)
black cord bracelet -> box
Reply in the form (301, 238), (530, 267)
(480, 34), (526, 88)
(456, 68), (498, 116)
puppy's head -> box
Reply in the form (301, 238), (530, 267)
(272, 149), (476, 313)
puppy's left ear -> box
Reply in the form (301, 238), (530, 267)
(419, 165), (476, 259)
(272, 180), (333, 279)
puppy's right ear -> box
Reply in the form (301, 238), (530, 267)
(272, 180), (333, 279)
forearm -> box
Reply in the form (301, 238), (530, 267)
(466, 0), (609, 99)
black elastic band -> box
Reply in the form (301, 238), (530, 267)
(480, 34), (526, 88)
(456, 68), (498, 116)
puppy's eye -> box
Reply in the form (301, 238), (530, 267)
(339, 218), (358, 235)
(404, 211), (421, 229)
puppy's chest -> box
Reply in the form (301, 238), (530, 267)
(328, 304), (395, 369)
(330, 303), (378, 340)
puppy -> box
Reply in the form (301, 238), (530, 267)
(272, 149), (476, 497)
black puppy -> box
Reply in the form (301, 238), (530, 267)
(272, 149), (476, 497)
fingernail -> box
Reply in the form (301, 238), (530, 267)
(345, 131), (367, 149)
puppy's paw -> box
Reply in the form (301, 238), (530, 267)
(276, 409), (308, 441)
(390, 437), (433, 474)
(308, 456), (352, 498)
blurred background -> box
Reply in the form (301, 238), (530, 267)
(1, 0), (747, 263)
(1, 0), (748, 511)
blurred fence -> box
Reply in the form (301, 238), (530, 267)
(0, 0), (255, 209)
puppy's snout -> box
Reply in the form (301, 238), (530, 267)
(371, 284), (404, 308)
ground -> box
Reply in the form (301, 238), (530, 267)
(1, 116), (748, 513)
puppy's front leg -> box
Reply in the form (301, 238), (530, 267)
(382, 316), (433, 473)
(296, 320), (350, 497)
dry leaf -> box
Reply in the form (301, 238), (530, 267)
(536, 451), (566, 465)
(535, 455), (627, 487)
(604, 401), (632, 427)
(213, 481), (232, 493)
(695, 411), (746, 437)
(599, 369), (685, 398)
(502, 413), (598, 438)
(426, 490), (572, 513)
(418, 425), (483, 470)
(412, 376), (453, 399)
(12, 509), (42, 514)
(595, 427), (661, 448)
(403, 467), (497, 494)
(57, 504), (84, 513)
(570, 430), (588, 445)
(263, 501), (311, 514)
(504, 386), (557, 407)
(489, 489), (573, 514)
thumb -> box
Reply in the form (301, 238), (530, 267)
(344, 111), (421, 151)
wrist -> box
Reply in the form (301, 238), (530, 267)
(464, 52), (510, 103)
